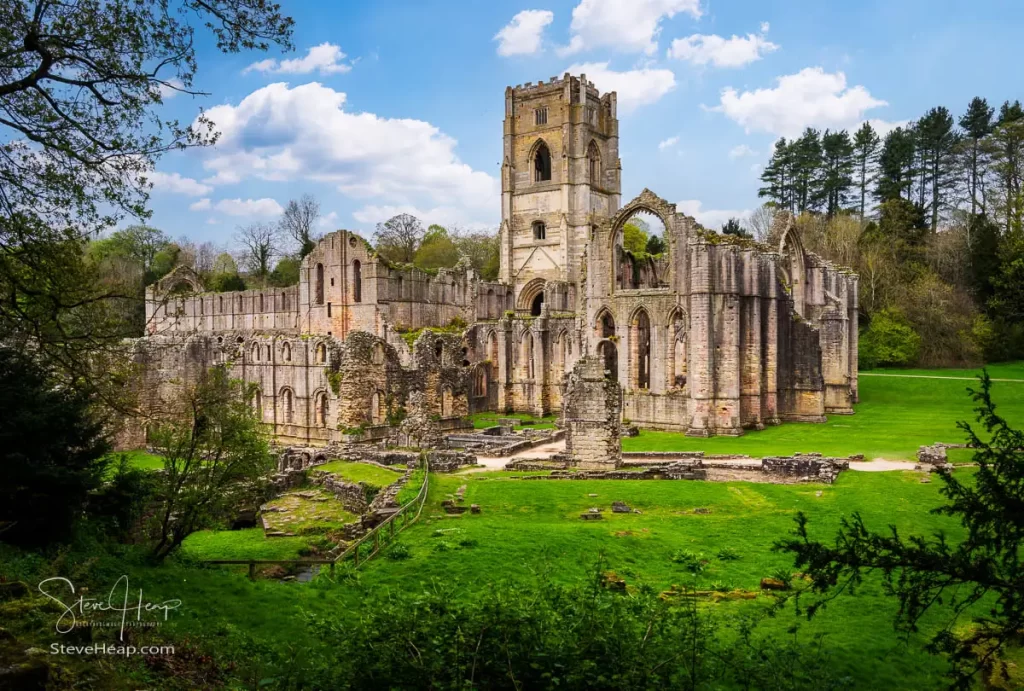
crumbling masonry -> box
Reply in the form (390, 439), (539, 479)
(128, 74), (857, 447)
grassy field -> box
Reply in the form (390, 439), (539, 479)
(623, 362), (1024, 460)
(317, 460), (403, 486)
(469, 411), (558, 430)
(180, 528), (312, 561)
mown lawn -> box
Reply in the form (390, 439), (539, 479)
(317, 460), (403, 487)
(468, 411), (558, 430)
(623, 362), (1024, 460)
(180, 528), (311, 561)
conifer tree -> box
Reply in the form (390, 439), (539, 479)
(959, 97), (995, 216)
(758, 138), (794, 212)
(791, 128), (824, 213)
(917, 107), (960, 231)
(821, 129), (855, 217)
(876, 127), (917, 202)
(853, 122), (881, 219)
(984, 101), (1024, 233)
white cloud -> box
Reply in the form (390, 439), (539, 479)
(494, 10), (554, 56)
(244, 43), (354, 75)
(189, 198), (211, 211)
(711, 67), (887, 138)
(667, 24), (778, 68)
(677, 199), (751, 230)
(147, 170), (212, 196)
(565, 62), (676, 113)
(658, 135), (680, 150)
(156, 78), (185, 100)
(212, 198), (284, 217)
(728, 144), (756, 159)
(318, 211), (339, 229)
(196, 82), (498, 225)
(560, 0), (702, 56)
(866, 118), (909, 138)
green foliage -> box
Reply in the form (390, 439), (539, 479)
(716, 547), (741, 561)
(622, 221), (648, 253)
(148, 367), (273, 561)
(268, 256), (301, 287)
(318, 461), (402, 488)
(414, 225), (460, 270)
(721, 218), (751, 237)
(776, 375), (1024, 688)
(181, 528), (311, 561)
(645, 234), (666, 255)
(385, 542), (411, 560)
(325, 368), (342, 395)
(208, 253), (246, 292)
(0, 346), (110, 545)
(671, 548), (708, 573)
(859, 309), (921, 369)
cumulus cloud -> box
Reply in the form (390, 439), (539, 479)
(147, 170), (212, 196)
(710, 67), (887, 138)
(196, 82), (498, 225)
(565, 62), (676, 113)
(318, 211), (340, 229)
(728, 144), (756, 159)
(244, 43), (354, 75)
(658, 135), (680, 150)
(495, 10), (554, 56)
(677, 199), (751, 229)
(667, 24), (778, 68)
(188, 197), (283, 217)
(155, 78), (185, 100)
(560, 0), (702, 56)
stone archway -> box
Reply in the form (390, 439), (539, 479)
(778, 218), (808, 317)
(608, 189), (679, 292)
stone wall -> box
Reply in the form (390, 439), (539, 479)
(562, 356), (622, 470)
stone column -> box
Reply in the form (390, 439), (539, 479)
(563, 356), (621, 470)
(686, 239), (714, 437)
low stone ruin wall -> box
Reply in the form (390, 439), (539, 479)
(309, 471), (369, 513)
(446, 428), (565, 457)
(916, 442), (969, 472)
(427, 450), (477, 472)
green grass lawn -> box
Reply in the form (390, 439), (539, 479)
(102, 449), (165, 477)
(469, 411), (558, 430)
(623, 362), (1024, 460)
(180, 528), (311, 561)
(262, 489), (359, 534)
(317, 460), (403, 487)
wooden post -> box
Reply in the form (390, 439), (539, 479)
(248, 562), (255, 580)
(374, 530), (379, 552)
(354, 546), (359, 568)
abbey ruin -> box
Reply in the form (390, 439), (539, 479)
(131, 74), (859, 450)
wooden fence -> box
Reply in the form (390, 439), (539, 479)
(202, 462), (429, 579)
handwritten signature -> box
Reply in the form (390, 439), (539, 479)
(38, 576), (182, 640)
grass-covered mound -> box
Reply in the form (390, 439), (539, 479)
(317, 460), (403, 487)
(180, 527), (311, 561)
(624, 362), (1024, 459)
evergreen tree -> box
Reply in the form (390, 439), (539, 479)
(721, 218), (751, 238)
(959, 97), (994, 216)
(968, 213), (1001, 307)
(876, 127), (917, 202)
(983, 101), (1024, 233)
(852, 122), (881, 219)
(791, 128), (824, 212)
(820, 129), (855, 217)
(758, 137), (794, 212)
(917, 106), (960, 231)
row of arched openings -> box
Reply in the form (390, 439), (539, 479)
(199, 292), (290, 316)
(313, 261), (362, 307)
(251, 388), (330, 427)
(594, 308), (687, 390)
(246, 341), (297, 363)
(531, 140), (601, 185)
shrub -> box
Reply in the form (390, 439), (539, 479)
(716, 547), (741, 561)
(386, 543), (410, 561)
(859, 308), (921, 369)
(671, 549), (708, 573)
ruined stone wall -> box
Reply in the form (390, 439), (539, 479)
(563, 356), (621, 470)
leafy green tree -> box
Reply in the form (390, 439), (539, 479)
(917, 107), (960, 231)
(857, 308), (921, 368)
(453, 231), (500, 280)
(820, 129), (855, 217)
(150, 243), (183, 281)
(959, 98), (995, 216)
(148, 367), (272, 561)
(853, 122), (881, 219)
(968, 213), (1001, 307)
(208, 253), (245, 292)
(622, 221), (648, 253)
(268, 256), (301, 287)
(721, 218), (751, 238)
(0, 346), (110, 545)
(90, 225), (171, 283)
(876, 127), (918, 202)
(988, 233), (1024, 324)
(0, 0), (292, 387)
(414, 225), (460, 270)
(777, 374), (1024, 688)
(645, 234), (666, 255)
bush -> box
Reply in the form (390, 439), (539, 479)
(386, 543), (410, 560)
(716, 547), (741, 561)
(859, 308), (921, 369)
(671, 549), (708, 573)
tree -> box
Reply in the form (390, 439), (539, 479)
(453, 230), (500, 280)
(90, 225), (171, 282)
(622, 221), (648, 253)
(268, 256), (301, 287)
(876, 127), (917, 202)
(645, 234), (666, 255)
(820, 129), (855, 217)
(983, 101), (1024, 234)
(777, 374), (1024, 688)
(0, 346), (110, 545)
(414, 225), (460, 270)
(959, 98), (994, 216)
(873, 198), (929, 266)
(148, 367), (272, 561)
(917, 107), (960, 231)
(0, 0), (292, 387)
(374, 214), (424, 264)
(853, 122), (881, 219)
(968, 214), (1001, 307)
(791, 128), (824, 212)
(721, 218), (751, 238)
(236, 222), (280, 281)
(748, 204), (776, 242)
(759, 138), (795, 212)
(279, 195), (321, 258)
(208, 252), (245, 292)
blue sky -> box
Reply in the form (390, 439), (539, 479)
(145, 0), (1024, 247)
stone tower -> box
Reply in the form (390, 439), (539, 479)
(499, 74), (621, 309)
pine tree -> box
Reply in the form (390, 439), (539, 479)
(820, 129), (855, 217)
(758, 138), (794, 212)
(791, 128), (824, 213)
(917, 106), (959, 231)
(876, 127), (917, 202)
(852, 122), (881, 219)
(984, 101), (1024, 233)
(959, 97), (994, 216)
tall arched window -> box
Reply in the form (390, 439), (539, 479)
(534, 142), (551, 182)
(532, 221), (546, 241)
(315, 343), (326, 363)
(315, 263), (325, 305)
(282, 342), (292, 362)
(524, 332), (535, 380)
(219, 296), (224, 313)
(251, 343), (260, 361)
(352, 260), (362, 303)
(198, 299), (204, 316)
(281, 388), (293, 423)
(370, 391), (384, 424)
(316, 392), (329, 427)
(252, 389), (263, 419)
(599, 340), (618, 382)
(633, 310), (651, 390)
(588, 141), (601, 186)
(488, 332), (499, 380)
(600, 311), (616, 339)
(486, 288), (496, 319)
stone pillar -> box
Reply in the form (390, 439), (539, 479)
(686, 240), (714, 437)
(712, 247), (743, 436)
(563, 356), (622, 470)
